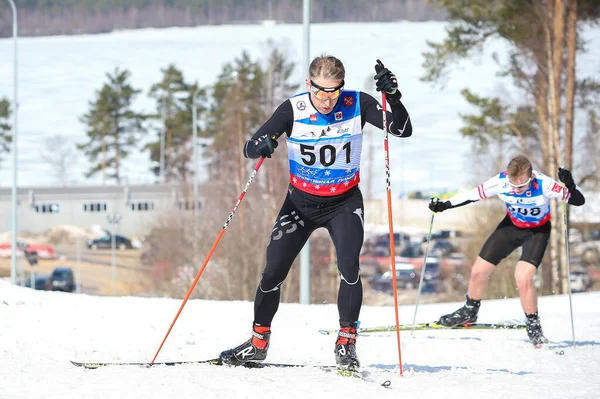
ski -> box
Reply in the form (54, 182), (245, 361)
(71, 358), (221, 369)
(71, 358), (391, 387)
(70, 358), (322, 370)
(318, 322), (527, 335)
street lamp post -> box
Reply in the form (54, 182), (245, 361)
(192, 86), (201, 261)
(7, 0), (18, 285)
(76, 235), (82, 293)
(299, 0), (311, 304)
(107, 212), (122, 296)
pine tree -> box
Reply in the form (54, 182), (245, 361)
(0, 97), (13, 162)
(147, 64), (205, 182)
(198, 48), (300, 301)
(78, 68), (146, 184)
(422, 0), (599, 167)
(204, 50), (267, 183)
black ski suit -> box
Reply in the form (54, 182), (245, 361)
(244, 90), (412, 327)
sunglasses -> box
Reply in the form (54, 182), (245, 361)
(309, 80), (344, 100)
(508, 177), (532, 188)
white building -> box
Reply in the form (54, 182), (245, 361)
(0, 184), (202, 238)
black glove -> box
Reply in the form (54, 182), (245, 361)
(254, 134), (278, 158)
(374, 59), (401, 104)
(429, 198), (451, 213)
(558, 167), (576, 189)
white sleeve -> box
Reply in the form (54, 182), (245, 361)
(446, 187), (482, 206)
(447, 174), (504, 206)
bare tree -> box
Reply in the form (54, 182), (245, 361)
(41, 134), (77, 186)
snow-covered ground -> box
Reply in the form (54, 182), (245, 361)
(1, 279), (598, 398)
(1, 22), (599, 195)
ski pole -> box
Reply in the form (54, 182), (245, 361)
(411, 210), (435, 332)
(557, 164), (576, 349)
(563, 199), (576, 348)
(377, 59), (403, 376)
(151, 157), (266, 364)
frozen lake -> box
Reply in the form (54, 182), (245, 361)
(1, 21), (598, 196)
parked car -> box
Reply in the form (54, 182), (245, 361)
(86, 234), (133, 250)
(568, 228), (583, 244)
(25, 274), (50, 291)
(429, 239), (457, 257)
(580, 243), (600, 264)
(359, 258), (384, 277)
(365, 232), (411, 247)
(422, 229), (465, 242)
(47, 267), (76, 293)
(398, 243), (424, 259)
(533, 258), (593, 292)
(570, 268), (592, 293)
(368, 262), (420, 293)
(420, 279), (443, 294)
(421, 257), (442, 281)
(362, 232), (411, 257)
(25, 243), (56, 259)
(0, 242), (55, 259)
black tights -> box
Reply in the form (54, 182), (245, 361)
(253, 186), (364, 327)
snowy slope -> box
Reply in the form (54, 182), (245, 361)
(1, 280), (598, 398)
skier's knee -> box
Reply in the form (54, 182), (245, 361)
(339, 267), (361, 285)
(515, 273), (534, 291)
(259, 271), (285, 292)
(470, 266), (492, 283)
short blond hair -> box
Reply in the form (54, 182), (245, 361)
(309, 54), (345, 81)
(507, 155), (532, 178)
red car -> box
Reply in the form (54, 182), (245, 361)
(0, 242), (55, 259)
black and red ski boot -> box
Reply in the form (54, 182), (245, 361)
(335, 323), (360, 371)
(220, 324), (271, 366)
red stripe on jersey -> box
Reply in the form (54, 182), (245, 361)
(478, 184), (487, 199)
(507, 212), (551, 228)
(289, 172), (360, 196)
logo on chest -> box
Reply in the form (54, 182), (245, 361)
(505, 195), (542, 206)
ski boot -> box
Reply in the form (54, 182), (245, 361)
(437, 294), (481, 327)
(335, 322), (360, 372)
(219, 324), (270, 366)
(526, 312), (548, 347)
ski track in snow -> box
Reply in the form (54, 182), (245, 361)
(1, 281), (599, 398)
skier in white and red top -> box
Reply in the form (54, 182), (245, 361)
(429, 155), (585, 346)
(220, 55), (412, 369)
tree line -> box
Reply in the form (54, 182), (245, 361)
(138, 43), (301, 301)
(68, 43), (291, 186)
(0, 41), (294, 188)
(0, 0), (447, 38)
